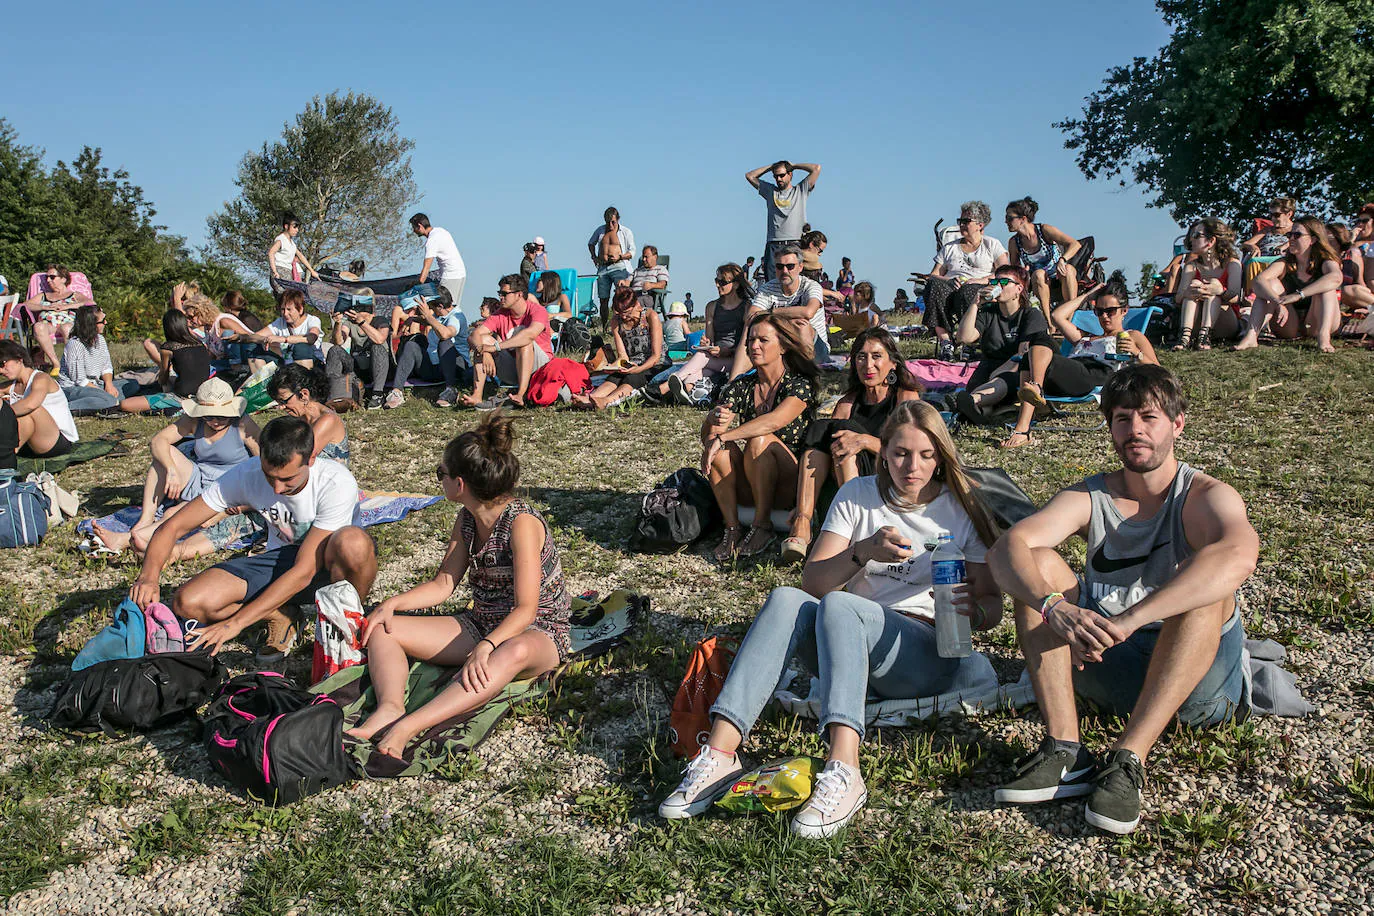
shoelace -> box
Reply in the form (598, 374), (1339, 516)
(807, 765), (852, 815)
(1012, 740), (1060, 778)
(1097, 757), (1144, 792)
(678, 749), (722, 796)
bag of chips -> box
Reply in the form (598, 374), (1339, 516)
(715, 756), (823, 813)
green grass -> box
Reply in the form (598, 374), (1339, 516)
(1, 338), (1371, 911)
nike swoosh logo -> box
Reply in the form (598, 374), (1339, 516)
(1090, 541), (1167, 575)
(1063, 766), (1094, 782)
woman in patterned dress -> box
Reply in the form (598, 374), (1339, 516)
(347, 411), (572, 760)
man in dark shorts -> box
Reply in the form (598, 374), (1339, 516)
(987, 365), (1258, 834)
(130, 416), (376, 660)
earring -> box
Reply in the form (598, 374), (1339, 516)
(935, 465), (946, 481)
(886, 369), (897, 385)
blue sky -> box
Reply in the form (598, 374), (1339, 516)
(6, 0), (1184, 307)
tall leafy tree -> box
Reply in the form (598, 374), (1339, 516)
(1057, 0), (1374, 223)
(206, 91), (419, 278)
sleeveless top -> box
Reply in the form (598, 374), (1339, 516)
(182, 419), (251, 501)
(460, 499), (572, 659)
(38, 293), (78, 326)
(164, 343), (212, 397)
(711, 300), (746, 349)
(1016, 224), (1061, 273)
(618, 319), (665, 369)
(8, 374), (79, 443)
(850, 386), (898, 435)
(1083, 463), (1238, 633)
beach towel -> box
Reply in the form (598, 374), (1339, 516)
(906, 359), (976, 390)
(17, 439), (115, 476)
(78, 490), (443, 551)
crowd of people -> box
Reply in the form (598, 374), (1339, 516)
(12, 165), (1359, 846)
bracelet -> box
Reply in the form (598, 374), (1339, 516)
(1039, 592), (1066, 623)
(480, 638), (497, 651)
(851, 548), (865, 567)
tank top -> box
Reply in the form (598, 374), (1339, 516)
(618, 319), (659, 366)
(273, 232), (298, 276)
(711, 300), (746, 349)
(192, 419), (250, 475)
(8, 374), (79, 443)
(1083, 463), (1237, 633)
(1016, 224), (1061, 273)
(165, 343), (212, 397)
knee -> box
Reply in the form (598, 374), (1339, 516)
(756, 586), (818, 624)
(817, 590), (875, 628)
(1060, 263), (1077, 281)
(1032, 270), (1048, 285)
(325, 526), (376, 572)
(171, 587), (215, 622)
(742, 435), (770, 459)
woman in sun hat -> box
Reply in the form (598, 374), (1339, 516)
(93, 377), (263, 557)
(532, 236), (548, 272)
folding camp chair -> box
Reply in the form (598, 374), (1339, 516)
(1030, 305), (1163, 432)
(575, 275), (599, 323)
(0, 295), (23, 346)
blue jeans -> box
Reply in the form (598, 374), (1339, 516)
(1072, 611), (1247, 727)
(813, 330), (831, 364)
(394, 337), (469, 389)
(710, 586), (960, 740)
(64, 379), (142, 411)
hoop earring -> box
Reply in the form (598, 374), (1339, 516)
(886, 370), (897, 385)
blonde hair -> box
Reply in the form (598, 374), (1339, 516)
(876, 401), (1001, 549)
(181, 292), (220, 328)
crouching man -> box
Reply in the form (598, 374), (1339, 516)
(987, 364), (1258, 834)
(129, 416), (376, 661)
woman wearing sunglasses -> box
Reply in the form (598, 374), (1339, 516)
(952, 265), (1055, 448)
(654, 262), (751, 404)
(1051, 273), (1158, 371)
(1234, 216), (1343, 353)
(923, 201), (1009, 360)
(1173, 218), (1243, 349)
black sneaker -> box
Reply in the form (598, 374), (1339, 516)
(365, 394), (385, 410)
(1085, 749), (1145, 834)
(937, 339), (956, 361)
(994, 736), (1098, 804)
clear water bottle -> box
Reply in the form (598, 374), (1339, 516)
(932, 535), (971, 658)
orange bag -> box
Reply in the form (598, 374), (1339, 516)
(668, 635), (739, 758)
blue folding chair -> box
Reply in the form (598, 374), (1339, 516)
(575, 275), (599, 323)
(1034, 305), (1163, 431)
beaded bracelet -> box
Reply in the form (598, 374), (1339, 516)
(1039, 592), (1067, 623)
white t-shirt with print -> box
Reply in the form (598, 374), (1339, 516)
(820, 476), (989, 622)
(752, 276), (828, 340)
(423, 227), (467, 282)
(272, 233), (298, 277)
(268, 313), (324, 361)
(933, 237), (1007, 281)
(202, 456), (361, 552)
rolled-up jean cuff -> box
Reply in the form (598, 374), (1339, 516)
(819, 713), (866, 740)
(707, 703), (751, 741)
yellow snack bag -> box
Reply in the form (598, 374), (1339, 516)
(715, 756), (824, 813)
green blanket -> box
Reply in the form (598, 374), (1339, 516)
(17, 439), (115, 476)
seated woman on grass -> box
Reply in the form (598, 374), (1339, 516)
(782, 327), (922, 564)
(0, 339), (80, 459)
(1234, 216), (1343, 353)
(702, 314), (819, 561)
(1173, 218), (1243, 349)
(271, 364), (350, 465)
(119, 310), (213, 414)
(93, 378), (262, 558)
(59, 306), (141, 413)
(654, 262), (750, 404)
(347, 412), (572, 760)
(571, 287), (669, 410)
(660, 400), (1002, 838)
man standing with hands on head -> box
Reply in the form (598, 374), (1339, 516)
(986, 365), (1257, 835)
(746, 159), (821, 282)
(588, 207), (636, 323)
(411, 213), (468, 316)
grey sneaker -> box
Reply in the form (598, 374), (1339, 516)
(790, 759), (867, 839)
(435, 386), (457, 408)
(659, 746), (745, 820)
(1085, 749), (1145, 834)
(995, 736), (1098, 804)
(667, 374), (691, 407)
(384, 388), (405, 409)
(365, 393), (385, 410)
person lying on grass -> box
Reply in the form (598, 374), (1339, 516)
(987, 364), (1258, 836)
(660, 400), (1002, 838)
(347, 411), (572, 760)
(130, 415), (375, 664)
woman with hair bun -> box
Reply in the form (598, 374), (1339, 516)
(347, 411), (572, 760)
(1004, 197), (1081, 324)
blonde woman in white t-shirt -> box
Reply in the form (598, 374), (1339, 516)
(660, 400), (1002, 838)
(267, 212), (320, 282)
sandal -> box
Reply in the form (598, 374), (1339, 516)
(1196, 326), (1212, 351)
(1017, 381), (1048, 411)
(738, 525), (776, 558)
(779, 536), (810, 565)
(1000, 430), (1035, 449)
(1172, 329), (1193, 351)
(713, 525), (743, 563)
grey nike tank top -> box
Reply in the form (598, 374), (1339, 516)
(1083, 463), (1196, 619)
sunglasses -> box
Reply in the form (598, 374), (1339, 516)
(957, 218), (977, 225)
(435, 465), (451, 483)
(1286, 231), (1308, 240)
(775, 262), (799, 271)
(498, 289), (515, 296)
(1187, 232), (1208, 240)
(1094, 306), (1124, 316)
(772, 173), (789, 181)
(45, 275), (60, 281)
(987, 277), (1014, 287)
(714, 277), (733, 286)
(1355, 218), (1373, 225)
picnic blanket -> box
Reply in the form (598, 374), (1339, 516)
(272, 275), (419, 319)
(17, 439), (115, 476)
(78, 490), (443, 551)
(312, 590), (646, 778)
(906, 359), (976, 390)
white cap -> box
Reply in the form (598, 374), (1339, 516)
(667, 301), (688, 316)
(533, 236), (545, 245)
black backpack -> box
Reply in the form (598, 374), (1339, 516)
(631, 468), (722, 550)
(50, 652), (226, 735)
(202, 672), (355, 805)
(555, 317), (591, 356)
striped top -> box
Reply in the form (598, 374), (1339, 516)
(58, 336), (114, 390)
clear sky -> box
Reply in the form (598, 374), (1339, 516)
(5, 0), (1185, 307)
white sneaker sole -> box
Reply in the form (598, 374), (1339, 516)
(658, 764), (746, 820)
(994, 782), (1094, 804)
(1084, 802), (1141, 834)
(789, 790), (867, 839)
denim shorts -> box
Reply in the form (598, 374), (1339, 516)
(1072, 609), (1247, 727)
(210, 544), (333, 606)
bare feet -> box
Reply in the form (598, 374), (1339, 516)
(460, 392), (483, 407)
(507, 392), (526, 407)
(1231, 332), (1260, 352)
(345, 702), (406, 742)
(1000, 430), (1035, 449)
(373, 723), (417, 761)
(91, 521), (132, 553)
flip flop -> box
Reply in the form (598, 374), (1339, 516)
(779, 537), (809, 565)
(78, 534), (122, 559)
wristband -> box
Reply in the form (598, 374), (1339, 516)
(851, 548), (865, 567)
(1039, 592), (1066, 623)
(480, 638), (497, 651)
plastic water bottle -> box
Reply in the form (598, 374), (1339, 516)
(933, 535), (971, 658)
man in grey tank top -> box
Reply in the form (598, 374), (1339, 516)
(987, 365), (1258, 835)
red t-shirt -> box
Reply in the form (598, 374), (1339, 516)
(484, 299), (553, 357)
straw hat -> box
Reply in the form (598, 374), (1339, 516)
(667, 301), (688, 317)
(181, 377), (246, 418)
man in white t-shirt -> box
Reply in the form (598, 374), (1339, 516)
(730, 244), (828, 378)
(129, 416), (376, 660)
(410, 212), (468, 313)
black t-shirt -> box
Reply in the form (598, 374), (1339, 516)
(974, 304), (1053, 363)
(164, 343), (212, 397)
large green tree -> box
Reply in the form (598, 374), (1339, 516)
(1057, 0), (1374, 223)
(206, 91), (419, 278)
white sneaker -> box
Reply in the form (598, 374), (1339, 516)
(658, 746), (745, 820)
(789, 760), (867, 839)
(384, 388), (405, 409)
(436, 386), (457, 408)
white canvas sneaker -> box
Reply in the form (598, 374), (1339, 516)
(658, 746), (745, 820)
(789, 760), (867, 839)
